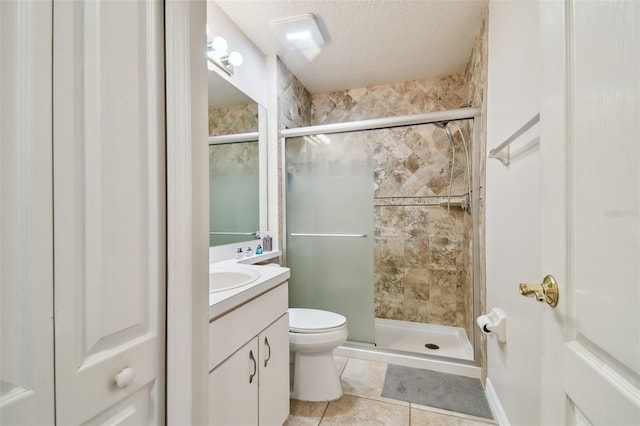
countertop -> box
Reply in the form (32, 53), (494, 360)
(208, 251), (290, 320)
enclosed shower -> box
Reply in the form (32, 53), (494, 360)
(283, 107), (481, 366)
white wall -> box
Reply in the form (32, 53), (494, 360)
(207, 1), (268, 106)
(485, 1), (542, 425)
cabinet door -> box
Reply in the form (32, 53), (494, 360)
(209, 338), (259, 426)
(258, 314), (290, 426)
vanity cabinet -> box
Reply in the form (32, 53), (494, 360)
(209, 282), (289, 426)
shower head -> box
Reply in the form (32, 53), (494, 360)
(434, 121), (455, 147)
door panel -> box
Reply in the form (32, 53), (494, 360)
(259, 314), (290, 426)
(209, 338), (259, 426)
(540, 0), (640, 424)
(81, 384), (153, 426)
(570, 0), (639, 376)
(53, 1), (166, 424)
(0, 1), (55, 424)
(285, 132), (375, 343)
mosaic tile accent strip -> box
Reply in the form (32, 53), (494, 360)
(374, 196), (469, 207)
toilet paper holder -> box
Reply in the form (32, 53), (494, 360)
(476, 308), (507, 343)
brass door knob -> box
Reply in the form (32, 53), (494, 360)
(519, 275), (559, 307)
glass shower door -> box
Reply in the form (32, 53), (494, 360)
(285, 132), (375, 343)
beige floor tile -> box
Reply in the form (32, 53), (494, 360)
(284, 399), (328, 426)
(410, 405), (496, 426)
(321, 394), (409, 425)
(340, 358), (409, 406)
(334, 355), (349, 376)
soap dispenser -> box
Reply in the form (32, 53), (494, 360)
(263, 233), (272, 251)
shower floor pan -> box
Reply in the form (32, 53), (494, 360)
(374, 318), (474, 361)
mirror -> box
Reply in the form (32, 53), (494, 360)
(208, 70), (266, 246)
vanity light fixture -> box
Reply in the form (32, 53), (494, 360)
(207, 33), (243, 76)
(271, 13), (324, 51)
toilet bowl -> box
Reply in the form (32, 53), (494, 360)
(289, 308), (348, 402)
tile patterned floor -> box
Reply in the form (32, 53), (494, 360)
(284, 357), (497, 426)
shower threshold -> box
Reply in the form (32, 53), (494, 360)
(374, 318), (474, 361)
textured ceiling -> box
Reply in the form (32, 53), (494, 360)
(215, 0), (488, 94)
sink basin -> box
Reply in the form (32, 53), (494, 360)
(209, 268), (261, 293)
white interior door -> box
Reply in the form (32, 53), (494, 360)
(53, 1), (166, 424)
(0, 1), (55, 424)
(540, 1), (640, 424)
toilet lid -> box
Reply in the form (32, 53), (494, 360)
(288, 308), (346, 333)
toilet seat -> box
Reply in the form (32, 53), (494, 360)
(289, 308), (346, 334)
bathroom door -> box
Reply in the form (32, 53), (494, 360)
(539, 1), (640, 423)
(285, 131), (375, 343)
(53, 1), (166, 424)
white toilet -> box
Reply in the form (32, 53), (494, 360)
(289, 308), (348, 402)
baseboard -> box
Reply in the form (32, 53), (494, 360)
(485, 378), (510, 426)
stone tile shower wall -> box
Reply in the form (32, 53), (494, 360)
(208, 103), (260, 193)
(310, 75), (473, 336)
(277, 58), (311, 129)
(208, 103), (258, 136)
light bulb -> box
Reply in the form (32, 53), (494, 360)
(211, 36), (228, 53)
(228, 51), (243, 67)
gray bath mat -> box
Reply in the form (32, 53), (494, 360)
(381, 364), (493, 419)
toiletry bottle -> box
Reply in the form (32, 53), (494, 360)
(255, 244), (263, 255)
(263, 233), (272, 251)
(245, 247), (253, 257)
(236, 248), (243, 259)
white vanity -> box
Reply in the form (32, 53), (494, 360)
(208, 255), (290, 426)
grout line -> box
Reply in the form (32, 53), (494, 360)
(410, 402), (498, 424)
(341, 392), (411, 409)
(318, 400), (330, 425)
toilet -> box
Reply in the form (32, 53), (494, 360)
(289, 308), (348, 402)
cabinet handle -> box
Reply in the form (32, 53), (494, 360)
(249, 350), (257, 384)
(264, 337), (271, 367)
